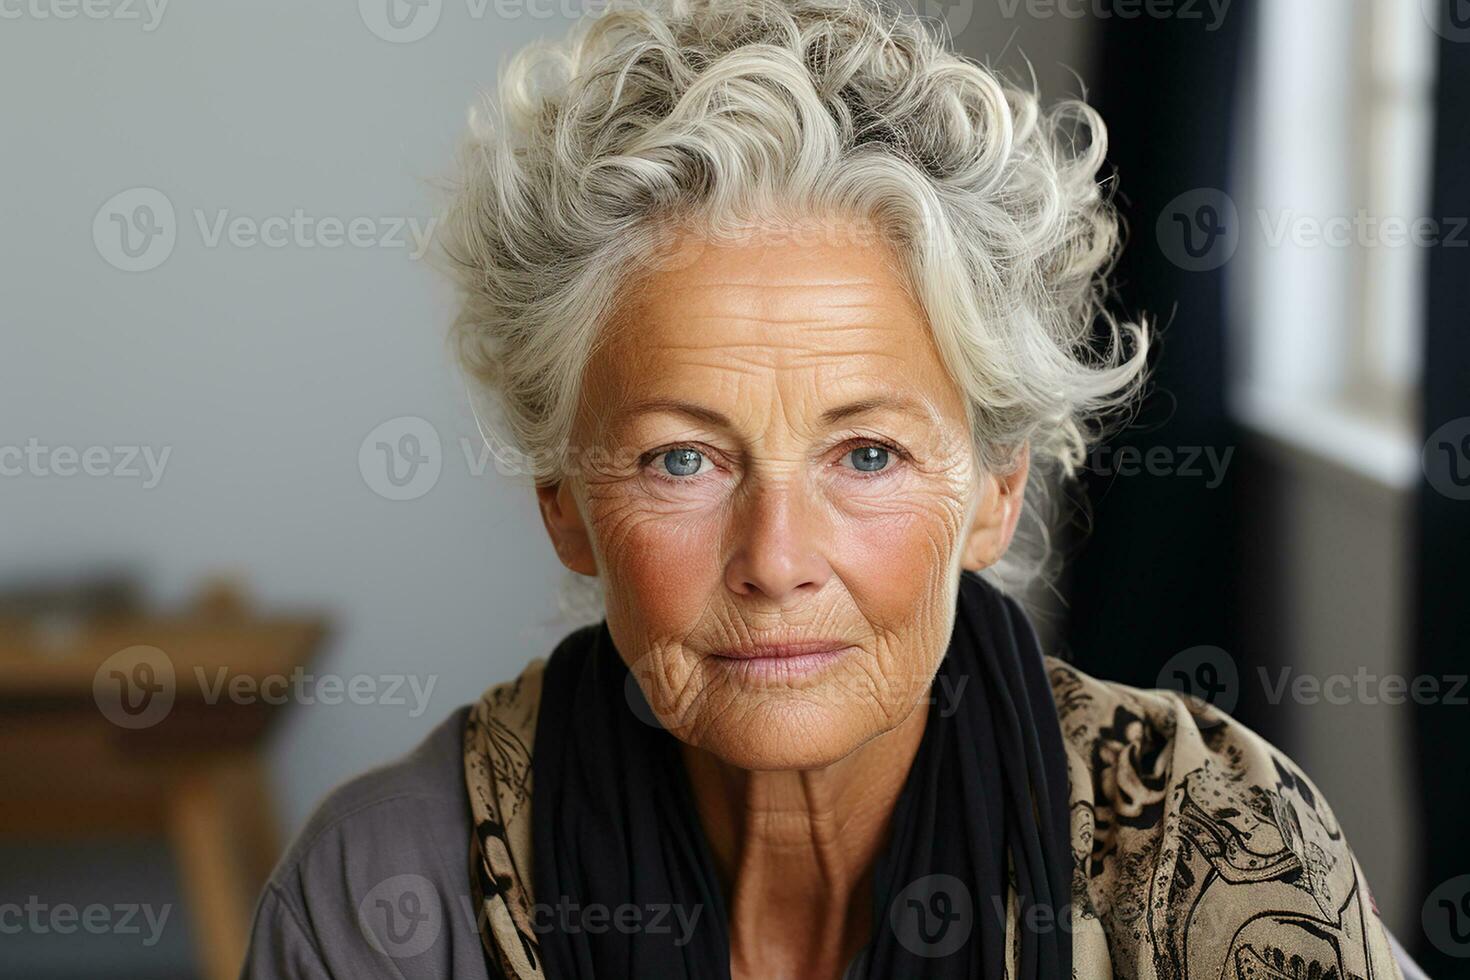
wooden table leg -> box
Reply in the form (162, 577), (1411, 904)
(167, 755), (279, 980)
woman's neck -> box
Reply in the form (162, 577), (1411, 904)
(678, 703), (930, 980)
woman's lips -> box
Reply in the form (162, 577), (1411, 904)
(710, 640), (853, 660)
(707, 641), (854, 681)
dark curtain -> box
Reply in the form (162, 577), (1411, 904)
(1410, 4), (1470, 974)
(1061, 5), (1269, 735)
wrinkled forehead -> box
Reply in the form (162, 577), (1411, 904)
(585, 235), (968, 433)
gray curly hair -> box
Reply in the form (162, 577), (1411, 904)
(437, 0), (1148, 623)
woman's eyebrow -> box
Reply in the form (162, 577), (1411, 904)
(620, 393), (934, 428)
(819, 394), (935, 426)
(620, 398), (732, 428)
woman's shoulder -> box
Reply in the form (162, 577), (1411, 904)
(272, 702), (475, 874)
(241, 702), (498, 979)
(262, 655), (550, 897)
(1041, 655), (1405, 979)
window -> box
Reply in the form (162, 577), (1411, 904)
(1228, 0), (1436, 488)
(1350, 0), (1436, 418)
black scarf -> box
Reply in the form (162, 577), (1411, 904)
(528, 570), (1073, 978)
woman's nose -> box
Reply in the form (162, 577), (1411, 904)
(722, 477), (833, 601)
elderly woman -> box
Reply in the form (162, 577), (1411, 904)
(242, 0), (1414, 977)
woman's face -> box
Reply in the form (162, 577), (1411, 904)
(538, 219), (1028, 770)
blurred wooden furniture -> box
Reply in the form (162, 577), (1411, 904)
(0, 586), (327, 980)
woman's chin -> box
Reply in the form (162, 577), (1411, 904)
(670, 695), (887, 772)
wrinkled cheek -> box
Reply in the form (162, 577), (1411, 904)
(835, 505), (957, 632)
(835, 508), (960, 720)
(613, 517), (723, 628)
(594, 508), (726, 711)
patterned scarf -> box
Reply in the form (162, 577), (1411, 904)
(464, 573), (1407, 979)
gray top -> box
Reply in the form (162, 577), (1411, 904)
(240, 704), (500, 980)
(239, 704), (867, 980)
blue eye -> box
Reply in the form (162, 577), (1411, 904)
(848, 445), (890, 473)
(660, 448), (705, 477)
